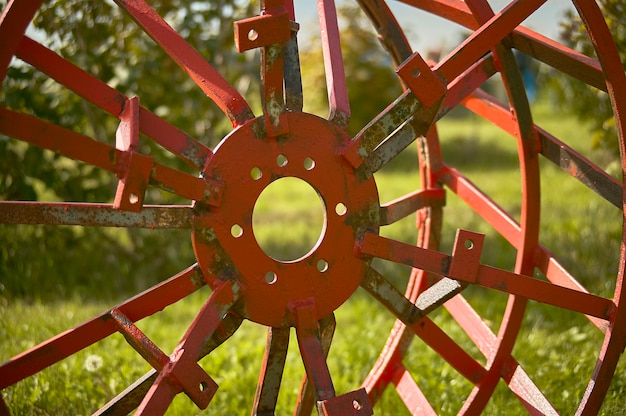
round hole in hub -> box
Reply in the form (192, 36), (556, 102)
(265, 271), (277, 284)
(304, 157), (315, 170)
(317, 259), (328, 272)
(250, 167), (262, 180)
(335, 202), (347, 216)
(252, 177), (326, 262)
(276, 154), (288, 167)
(231, 224), (243, 238)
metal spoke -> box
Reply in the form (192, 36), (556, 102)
(510, 27), (605, 91)
(113, 0), (254, 127)
(379, 189), (445, 226)
(294, 314), (336, 416)
(15, 36), (212, 170)
(359, 231), (616, 320)
(0, 264), (205, 389)
(252, 326), (290, 416)
(435, 0), (547, 83)
(317, 0), (350, 128)
(0, 202), (192, 228)
(96, 313), (243, 416)
(0, 0), (43, 81)
(0, 106), (215, 202)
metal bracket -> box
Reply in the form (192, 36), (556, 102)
(114, 96), (153, 212)
(234, 12), (290, 53)
(397, 52), (447, 108)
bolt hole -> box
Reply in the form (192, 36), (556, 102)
(353, 400), (362, 410)
(265, 271), (277, 284)
(411, 67), (421, 78)
(317, 259), (328, 273)
(199, 381), (208, 392)
(304, 157), (315, 170)
(251, 167), (263, 180)
(335, 202), (347, 216)
(129, 193), (139, 204)
(231, 224), (243, 238)
(465, 239), (474, 250)
(248, 29), (259, 41)
(276, 154), (288, 167)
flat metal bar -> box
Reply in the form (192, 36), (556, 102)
(136, 280), (238, 414)
(0, 106), (121, 173)
(534, 247), (608, 332)
(284, 22), (304, 112)
(360, 267), (427, 324)
(252, 327), (290, 416)
(505, 362), (559, 415)
(444, 295), (559, 414)
(537, 126), (622, 210)
(150, 164), (209, 202)
(349, 91), (420, 157)
(0, 0), (43, 81)
(0, 202), (192, 228)
(390, 365), (436, 415)
(441, 167), (522, 247)
(358, 232), (451, 276)
(474, 264), (615, 320)
(510, 27), (606, 92)
(398, 0), (477, 30)
(360, 267), (483, 383)
(463, 88), (623, 210)
(357, 0), (413, 66)
(0, 106), (210, 202)
(361, 232), (616, 320)
(346, 53), (496, 171)
(111, 309), (170, 371)
(16, 36), (212, 170)
(440, 54), (497, 119)
(0, 264), (205, 389)
(360, 100), (441, 177)
(317, 0), (350, 128)
(96, 313), (243, 416)
(413, 315), (485, 383)
(362, 267), (463, 318)
(461, 89), (520, 140)
(435, 0), (547, 83)
(295, 304), (335, 402)
(380, 188), (445, 226)
(112, 0), (254, 127)
(294, 314), (336, 416)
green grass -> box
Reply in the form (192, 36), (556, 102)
(2, 98), (626, 414)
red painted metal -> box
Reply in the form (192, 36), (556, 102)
(1, 0), (625, 415)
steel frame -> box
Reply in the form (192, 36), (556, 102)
(1, 0), (625, 414)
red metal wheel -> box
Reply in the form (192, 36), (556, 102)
(1, 0), (625, 415)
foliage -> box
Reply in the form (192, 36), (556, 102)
(550, 0), (626, 157)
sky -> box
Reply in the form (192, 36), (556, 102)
(293, 0), (575, 54)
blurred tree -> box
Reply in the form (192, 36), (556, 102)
(0, 0), (258, 300)
(299, 4), (404, 137)
(550, 0), (626, 157)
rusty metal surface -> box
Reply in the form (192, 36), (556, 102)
(1, 0), (625, 414)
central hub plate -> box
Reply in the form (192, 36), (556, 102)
(192, 112), (379, 327)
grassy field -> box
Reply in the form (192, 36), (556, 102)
(2, 98), (626, 415)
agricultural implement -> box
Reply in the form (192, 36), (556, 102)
(1, 0), (625, 414)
